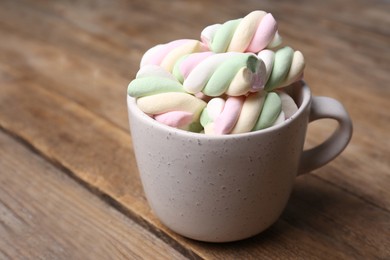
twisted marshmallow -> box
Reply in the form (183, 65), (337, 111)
(201, 10), (282, 53)
(173, 52), (266, 97)
(128, 67), (206, 131)
(140, 39), (207, 72)
(200, 90), (298, 135)
(259, 46), (305, 91)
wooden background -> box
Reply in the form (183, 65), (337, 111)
(0, 0), (389, 259)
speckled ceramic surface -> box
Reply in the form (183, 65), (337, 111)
(127, 82), (352, 242)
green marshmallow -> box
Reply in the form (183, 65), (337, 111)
(172, 55), (188, 83)
(203, 54), (259, 97)
(200, 108), (213, 127)
(188, 121), (204, 133)
(265, 46), (294, 91)
(252, 92), (282, 131)
(127, 77), (185, 97)
(211, 19), (241, 53)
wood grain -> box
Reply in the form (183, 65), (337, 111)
(0, 130), (186, 259)
(0, 0), (389, 258)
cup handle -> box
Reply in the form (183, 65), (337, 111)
(298, 96), (353, 175)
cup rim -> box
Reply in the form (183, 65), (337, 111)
(127, 81), (311, 140)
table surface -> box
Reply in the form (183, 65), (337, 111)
(1, 0), (389, 259)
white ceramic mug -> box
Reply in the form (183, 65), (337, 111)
(127, 81), (352, 242)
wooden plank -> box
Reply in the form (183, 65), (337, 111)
(0, 131), (187, 259)
(190, 175), (390, 259)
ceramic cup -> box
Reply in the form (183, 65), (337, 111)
(127, 81), (352, 242)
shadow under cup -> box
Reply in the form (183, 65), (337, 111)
(127, 82), (317, 242)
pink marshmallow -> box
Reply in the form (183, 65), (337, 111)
(179, 52), (214, 79)
(154, 111), (193, 128)
(214, 96), (245, 134)
(147, 39), (191, 66)
(246, 13), (278, 53)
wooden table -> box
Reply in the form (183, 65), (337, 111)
(0, 0), (389, 259)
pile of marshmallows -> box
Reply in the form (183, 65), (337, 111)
(128, 10), (305, 135)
